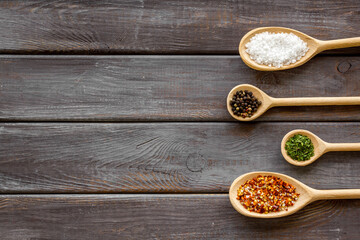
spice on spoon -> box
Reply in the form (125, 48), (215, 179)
(285, 134), (315, 161)
(237, 175), (299, 214)
(229, 90), (261, 118)
(245, 32), (309, 68)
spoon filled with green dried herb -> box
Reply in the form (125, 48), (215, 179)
(281, 129), (360, 166)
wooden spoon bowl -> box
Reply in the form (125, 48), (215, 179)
(239, 27), (360, 71)
(226, 84), (272, 121)
(229, 172), (312, 218)
(281, 129), (325, 166)
(229, 171), (360, 218)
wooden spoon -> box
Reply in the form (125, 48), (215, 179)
(281, 129), (360, 166)
(239, 27), (360, 71)
(227, 84), (360, 121)
(229, 171), (360, 218)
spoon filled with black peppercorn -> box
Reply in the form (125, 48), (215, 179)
(227, 84), (360, 121)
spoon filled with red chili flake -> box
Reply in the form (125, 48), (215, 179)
(229, 172), (360, 218)
(236, 175), (299, 214)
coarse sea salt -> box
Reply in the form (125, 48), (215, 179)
(245, 32), (309, 68)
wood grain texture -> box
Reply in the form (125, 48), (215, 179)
(0, 0), (359, 54)
(0, 194), (358, 239)
(1, 55), (360, 121)
(1, 122), (360, 193)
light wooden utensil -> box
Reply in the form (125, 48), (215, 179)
(281, 129), (360, 166)
(227, 84), (360, 121)
(229, 171), (360, 218)
(239, 27), (360, 71)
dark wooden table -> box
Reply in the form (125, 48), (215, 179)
(0, 1), (360, 239)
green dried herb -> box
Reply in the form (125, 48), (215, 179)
(285, 134), (314, 161)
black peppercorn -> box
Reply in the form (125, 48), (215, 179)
(229, 89), (261, 118)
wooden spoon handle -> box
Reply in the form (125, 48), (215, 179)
(318, 37), (360, 51)
(272, 97), (360, 107)
(314, 189), (360, 200)
(325, 143), (360, 152)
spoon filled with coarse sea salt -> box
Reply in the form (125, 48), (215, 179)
(239, 27), (360, 71)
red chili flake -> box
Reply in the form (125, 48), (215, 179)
(236, 175), (300, 214)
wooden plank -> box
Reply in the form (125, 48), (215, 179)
(1, 55), (360, 121)
(0, 194), (358, 239)
(1, 122), (360, 193)
(0, 1), (359, 54)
